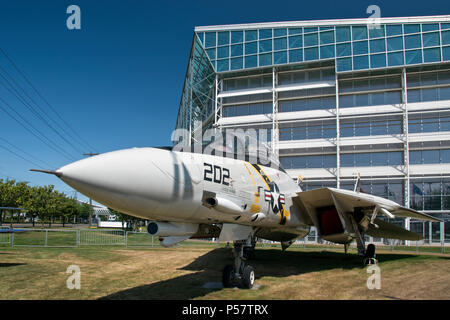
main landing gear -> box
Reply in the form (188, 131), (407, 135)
(222, 239), (255, 289)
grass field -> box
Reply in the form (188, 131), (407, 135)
(0, 243), (449, 300)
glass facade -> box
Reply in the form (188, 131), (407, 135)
(197, 21), (450, 74)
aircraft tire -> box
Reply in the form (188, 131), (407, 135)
(222, 265), (234, 288)
(366, 244), (376, 259)
(242, 265), (255, 289)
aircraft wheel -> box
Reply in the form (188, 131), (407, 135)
(242, 265), (255, 289)
(365, 244), (376, 259)
(222, 265), (234, 288)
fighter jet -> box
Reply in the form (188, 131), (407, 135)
(32, 131), (440, 289)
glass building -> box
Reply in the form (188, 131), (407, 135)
(175, 16), (450, 244)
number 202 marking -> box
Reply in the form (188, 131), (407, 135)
(204, 163), (230, 186)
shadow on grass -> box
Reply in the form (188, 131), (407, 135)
(0, 263), (26, 267)
(99, 247), (425, 300)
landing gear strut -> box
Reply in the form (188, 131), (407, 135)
(222, 239), (255, 289)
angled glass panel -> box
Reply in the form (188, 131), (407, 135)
(405, 34), (421, 49)
(288, 27), (302, 35)
(274, 37), (287, 51)
(197, 32), (204, 45)
(230, 57), (243, 70)
(423, 47), (441, 63)
(320, 45), (335, 59)
(289, 35), (302, 49)
(370, 53), (386, 68)
(353, 40), (368, 55)
(217, 59), (229, 72)
(231, 31), (243, 44)
(369, 26), (385, 38)
(444, 46), (450, 61)
(422, 23), (439, 32)
(289, 49), (303, 62)
(370, 39), (386, 53)
(304, 33), (318, 46)
(443, 23), (450, 30)
(320, 31), (334, 45)
(337, 57), (352, 72)
(388, 52), (404, 66)
(206, 48), (216, 60)
(423, 32), (440, 47)
(274, 51), (288, 64)
(245, 30), (257, 41)
(245, 55), (257, 68)
(304, 27), (318, 33)
(336, 26), (351, 42)
(274, 28), (287, 37)
(259, 53), (272, 66)
(304, 47), (319, 61)
(386, 24), (402, 36)
(404, 24), (420, 34)
(259, 39), (272, 53)
(336, 43), (351, 57)
(259, 29), (272, 39)
(353, 55), (369, 70)
(387, 36), (403, 51)
(205, 32), (216, 48)
(443, 31), (450, 45)
(231, 44), (243, 57)
(245, 41), (257, 54)
(352, 26), (368, 40)
(217, 46), (229, 59)
(405, 49), (422, 64)
(218, 31), (230, 45)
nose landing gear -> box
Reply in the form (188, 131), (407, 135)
(363, 243), (378, 265)
(222, 239), (255, 289)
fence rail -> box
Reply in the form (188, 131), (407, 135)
(0, 227), (448, 254)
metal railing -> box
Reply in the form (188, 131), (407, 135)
(0, 227), (448, 254)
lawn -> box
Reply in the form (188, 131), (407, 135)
(0, 244), (449, 300)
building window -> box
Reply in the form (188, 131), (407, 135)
(280, 154), (337, 169)
(409, 149), (450, 164)
(340, 151), (403, 167)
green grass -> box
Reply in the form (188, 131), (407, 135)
(0, 243), (449, 300)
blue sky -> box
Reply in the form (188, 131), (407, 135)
(0, 0), (449, 203)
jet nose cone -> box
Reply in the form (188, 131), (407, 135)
(57, 148), (181, 209)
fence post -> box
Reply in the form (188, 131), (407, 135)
(45, 230), (48, 247)
(11, 232), (14, 247)
(125, 231), (128, 248)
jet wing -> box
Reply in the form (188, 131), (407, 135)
(366, 218), (422, 241)
(296, 187), (441, 222)
(293, 187), (441, 243)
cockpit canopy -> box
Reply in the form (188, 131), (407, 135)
(172, 130), (283, 170)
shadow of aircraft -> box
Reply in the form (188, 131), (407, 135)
(99, 247), (425, 300)
(0, 263), (26, 268)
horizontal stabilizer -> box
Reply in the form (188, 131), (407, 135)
(367, 218), (422, 241)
